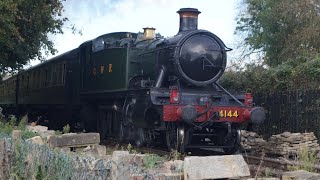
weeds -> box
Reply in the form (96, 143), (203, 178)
(55, 130), (63, 135)
(288, 147), (318, 172)
(0, 114), (38, 140)
(166, 150), (183, 161)
(127, 143), (138, 154)
(18, 115), (28, 130)
(143, 154), (164, 169)
(63, 124), (70, 134)
(264, 167), (273, 177)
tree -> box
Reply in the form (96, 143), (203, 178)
(0, 0), (72, 74)
(235, 0), (320, 67)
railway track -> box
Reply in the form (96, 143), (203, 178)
(243, 154), (320, 174)
(102, 139), (320, 175)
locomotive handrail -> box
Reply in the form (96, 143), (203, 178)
(137, 45), (179, 56)
(214, 82), (244, 106)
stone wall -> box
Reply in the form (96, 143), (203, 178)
(0, 135), (112, 180)
(241, 130), (320, 160)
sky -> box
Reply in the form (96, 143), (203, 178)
(42, 0), (241, 64)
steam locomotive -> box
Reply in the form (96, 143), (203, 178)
(0, 8), (265, 153)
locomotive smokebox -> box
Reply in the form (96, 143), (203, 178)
(177, 8), (201, 33)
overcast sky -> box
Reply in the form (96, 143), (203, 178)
(44, 0), (241, 63)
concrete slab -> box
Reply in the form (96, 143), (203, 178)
(26, 125), (48, 133)
(112, 151), (130, 180)
(39, 130), (55, 139)
(184, 155), (250, 180)
(247, 178), (280, 180)
(26, 136), (44, 145)
(282, 170), (320, 180)
(47, 133), (100, 148)
(156, 173), (184, 180)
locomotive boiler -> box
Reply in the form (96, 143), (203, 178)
(0, 8), (265, 153)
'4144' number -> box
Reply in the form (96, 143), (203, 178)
(220, 110), (239, 118)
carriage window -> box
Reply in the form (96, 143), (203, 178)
(92, 38), (105, 52)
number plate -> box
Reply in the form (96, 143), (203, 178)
(219, 110), (239, 118)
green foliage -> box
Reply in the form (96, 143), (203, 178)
(167, 150), (182, 161)
(0, 120), (14, 135)
(220, 55), (320, 92)
(62, 124), (70, 134)
(0, 0), (78, 73)
(0, 114), (38, 140)
(126, 143), (137, 154)
(236, 0), (320, 67)
(143, 154), (164, 169)
(21, 130), (38, 140)
(264, 167), (273, 177)
(8, 115), (17, 127)
(288, 147), (318, 172)
(55, 130), (63, 135)
(18, 115), (28, 130)
(36, 166), (47, 180)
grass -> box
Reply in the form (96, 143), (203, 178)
(143, 154), (165, 169)
(0, 114), (39, 140)
(288, 146), (318, 172)
(63, 124), (70, 134)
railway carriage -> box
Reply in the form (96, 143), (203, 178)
(0, 8), (265, 153)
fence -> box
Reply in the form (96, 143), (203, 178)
(254, 90), (320, 138)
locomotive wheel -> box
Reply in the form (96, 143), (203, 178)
(166, 123), (185, 153)
(223, 129), (241, 155)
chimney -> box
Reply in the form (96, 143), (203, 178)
(177, 8), (201, 33)
(143, 27), (156, 40)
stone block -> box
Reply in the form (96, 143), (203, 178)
(94, 145), (107, 157)
(156, 173), (184, 180)
(39, 130), (55, 139)
(57, 147), (71, 153)
(26, 136), (44, 145)
(47, 133), (100, 148)
(0, 139), (10, 180)
(12, 130), (22, 140)
(112, 151), (130, 180)
(247, 178), (280, 180)
(282, 170), (320, 180)
(163, 160), (184, 173)
(26, 125), (48, 133)
(184, 155), (250, 180)
(76, 145), (107, 158)
(129, 154), (148, 166)
(130, 174), (145, 180)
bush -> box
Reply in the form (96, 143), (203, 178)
(62, 124), (70, 134)
(220, 54), (320, 93)
(143, 154), (164, 169)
